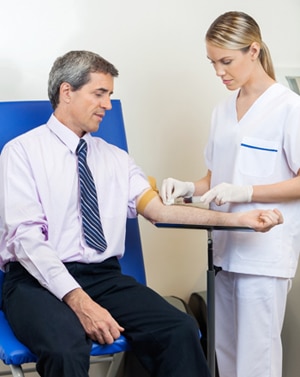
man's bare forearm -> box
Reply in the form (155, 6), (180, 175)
(140, 196), (283, 232)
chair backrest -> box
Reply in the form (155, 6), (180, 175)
(0, 100), (146, 309)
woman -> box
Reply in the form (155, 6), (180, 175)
(161, 11), (300, 377)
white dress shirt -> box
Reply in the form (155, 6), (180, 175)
(0, 114), (150, 299)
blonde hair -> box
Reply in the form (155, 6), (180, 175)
(206, 11), (275, 80)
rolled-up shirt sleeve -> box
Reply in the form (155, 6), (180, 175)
(127, 156), (151, 218)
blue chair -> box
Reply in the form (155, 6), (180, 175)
(0, 100), (146, 377)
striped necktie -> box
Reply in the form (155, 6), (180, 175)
(76, 139), (107, 252)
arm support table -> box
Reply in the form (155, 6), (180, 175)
(155, 223), (253, 377)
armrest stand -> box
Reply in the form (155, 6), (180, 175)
(155, 223), (252, 377)
(207, 229), (215, 377)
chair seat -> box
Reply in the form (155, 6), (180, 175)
(0, 311), (37, 365)
(0, 311), (130, 366)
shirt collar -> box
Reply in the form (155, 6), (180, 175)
(46, 114), (92, 154)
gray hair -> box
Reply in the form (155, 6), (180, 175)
(48, 50), (119, 109)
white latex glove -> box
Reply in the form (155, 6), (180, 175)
(200, 182), (253, 206)
(160, 178), (195, 205)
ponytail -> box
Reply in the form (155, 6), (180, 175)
(260, 42), (276, 80)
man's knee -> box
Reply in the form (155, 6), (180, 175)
(36, 340), (91, 377)
(167, 310), (200, 346)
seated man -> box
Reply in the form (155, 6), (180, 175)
(0, 50), (282, 377)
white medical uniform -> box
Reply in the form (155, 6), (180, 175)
(204, 83), (300, 377)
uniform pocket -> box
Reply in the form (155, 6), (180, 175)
(238, 137), (279, 177)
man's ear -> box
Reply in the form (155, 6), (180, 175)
(249, 41), (260, 60)
(59, 82), (73, 104)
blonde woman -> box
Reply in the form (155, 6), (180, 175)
(161, 11), (300, 377)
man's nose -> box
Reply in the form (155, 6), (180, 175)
(101, 96), (112, 110)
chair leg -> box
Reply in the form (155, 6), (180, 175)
(9, 365), (25, 377)
(105, 352), (125, 377)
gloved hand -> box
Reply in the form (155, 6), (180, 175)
(160, 178), (195, 205)
(200, 182), (253, 206)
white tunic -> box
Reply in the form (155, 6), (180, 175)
(205, 83), (300, 278)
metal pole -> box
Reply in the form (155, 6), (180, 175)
(207, 230), (215, 377)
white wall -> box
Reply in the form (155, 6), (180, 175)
(0, 0), (299, 376)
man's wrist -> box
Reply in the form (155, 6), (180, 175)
(63, 287), (85, 306)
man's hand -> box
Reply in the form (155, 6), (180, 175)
(160, 178), (195, 205)
(237, 208), (283, 232)
(63, 288), (124, 344)
(201, 183), (253, 206)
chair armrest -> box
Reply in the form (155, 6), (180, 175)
(90, 335), (130, 356)
(155, 223), (253, 231)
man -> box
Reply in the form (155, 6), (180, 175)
(0, 50), (282, 377)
